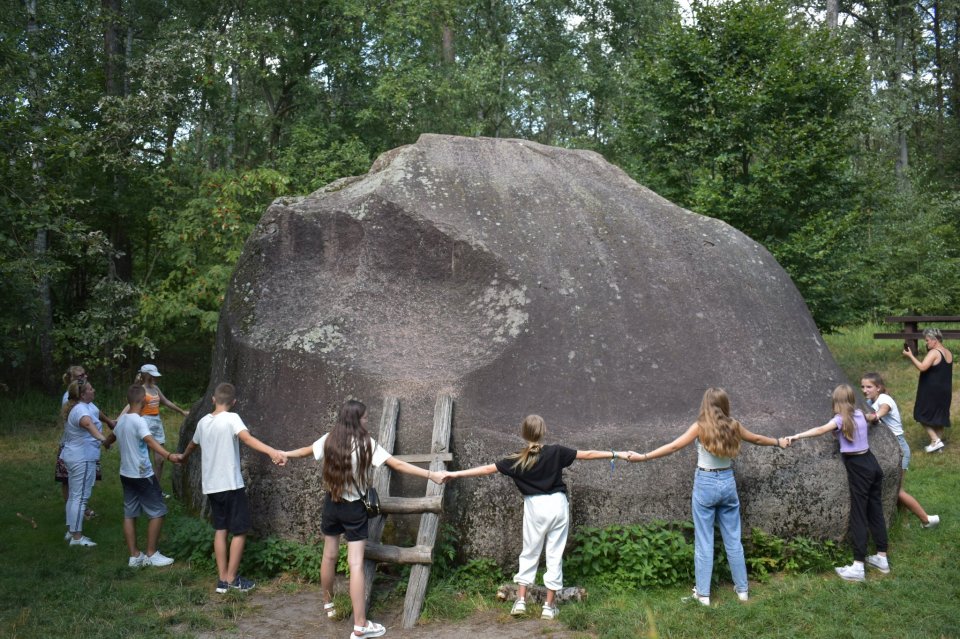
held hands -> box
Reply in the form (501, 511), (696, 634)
(168, 453), (184, 465)
(428, 469), (451, 484)
(269, 449), (287, 466)
(624, 451), (646, 462)
(776, 436), (791, 449)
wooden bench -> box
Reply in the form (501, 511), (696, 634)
(873, 315), (960, 353)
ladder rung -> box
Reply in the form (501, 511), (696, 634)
(392, 453), (453, 463)
(380, 495), (443, 514)
(365, 542), (433, 565)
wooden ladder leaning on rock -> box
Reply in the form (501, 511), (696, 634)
(361, 394), (453, 629)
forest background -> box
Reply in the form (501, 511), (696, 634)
(4, 0), (960, 393)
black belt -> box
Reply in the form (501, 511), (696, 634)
(697, 466), (731, 472)
(842, 450), (869, 457)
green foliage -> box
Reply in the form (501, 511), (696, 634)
(745, 529), (847, 582)
(140, 168), (291, 342)
(165, 513), (217, 573)
(565, 522), (695, 588)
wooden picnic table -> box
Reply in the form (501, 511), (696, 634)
(873, 315), (960, 353)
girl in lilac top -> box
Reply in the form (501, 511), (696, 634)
(788, 384), (889, 582)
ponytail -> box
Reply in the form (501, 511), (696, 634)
(508, 415), (547, 472)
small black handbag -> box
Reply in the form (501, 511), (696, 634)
(353, 478), (381, 518)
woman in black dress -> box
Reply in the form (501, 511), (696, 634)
(904, 328), (953, 452)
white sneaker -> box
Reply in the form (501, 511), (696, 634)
(923, 514), (940, 529)
(835, 563), (865, 582)
(145, 551), (174, 567)
(69, 535), (97, 547)
(541, 604), (558, 620)
(351, 620), (386, 638)
(865, 554), (890, 574)
(737, 590), (749, 602)
(682, 588), (710, 606)
(128, 553), (147, 568)
(510, 599), (526, 616)
(924, 440), (944, 453)
(64, 530), (72, 542)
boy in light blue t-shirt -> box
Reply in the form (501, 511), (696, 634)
(115, 384), (180, 568)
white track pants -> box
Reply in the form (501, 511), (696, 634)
(514, 492), (569, 591)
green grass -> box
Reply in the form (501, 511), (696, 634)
(1, 328), (958, 638)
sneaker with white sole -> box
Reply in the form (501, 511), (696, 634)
(128, 553), (147, 568)
(64, 530), (72, 542)
(923, 514), (941, 529)
(737, 591), (749, 602)
(145, 551), (174, 567)
(215, 580), (229, 594)
(835, 563), (865, 582)
(510, 599), (526, 616)
(865, 554), (890, 574)
(541, 604), (558, 620)
(351, 620), (386, 638)
(924, 440), (944, 453)
(228, 575), (255, 592)
(682, 588), (710, 606)
(69, 535), (97, 547)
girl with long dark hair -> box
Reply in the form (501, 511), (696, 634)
(285, 400), (446, 639)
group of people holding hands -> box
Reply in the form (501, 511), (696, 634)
(56, 331), (950, 639)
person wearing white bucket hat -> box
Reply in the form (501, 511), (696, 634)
(121, 364), (190, 495)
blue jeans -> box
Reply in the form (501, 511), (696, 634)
(692, 468), (748, 597)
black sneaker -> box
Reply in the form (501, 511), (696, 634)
(215, 580), (229, 594)
(229, 575), (255, 592)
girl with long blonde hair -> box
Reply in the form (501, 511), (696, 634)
(447, 415), (626, 620)
(788, 384), (889, 582)
(285, 400), (447, 639)
(627, 387), (787, 605)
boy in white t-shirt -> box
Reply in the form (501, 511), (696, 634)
(174, 383), (286, 593)
(115, 384), (179, 568)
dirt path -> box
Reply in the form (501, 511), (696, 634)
(195, 585), (594, 639)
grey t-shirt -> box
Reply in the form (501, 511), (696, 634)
(116, 413), (154, 478)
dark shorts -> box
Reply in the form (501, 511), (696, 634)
(208, 488), (252, 535)
(121, 475), (168, 519)
(321, 494), (369, 542)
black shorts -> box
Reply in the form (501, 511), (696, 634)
(208, 488), (252, 535)
(320, 494), (369, 542)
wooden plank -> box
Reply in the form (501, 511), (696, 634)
(885, 316), (960, 322)
(874, 332), (960, 339)
(392, 453), (454, 463)
(401, 393), (453, 629)
(365, 542), (433, 564)
(380, 495), (444, 514)
(363, 397), (399, 607)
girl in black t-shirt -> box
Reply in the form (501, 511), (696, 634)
(447, 414), (628, 620)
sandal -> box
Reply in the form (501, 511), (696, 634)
(324, 601), (336, 618)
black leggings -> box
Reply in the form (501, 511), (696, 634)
(842, 452), (888, 561)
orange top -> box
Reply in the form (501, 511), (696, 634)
(141, 387), (160, 416)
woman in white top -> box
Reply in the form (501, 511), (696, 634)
(285, 400), (447, 639)
(60, 379), (114, 547)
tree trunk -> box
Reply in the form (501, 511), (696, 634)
(826, 0), (839, 29)
(26, 0), (56, 391)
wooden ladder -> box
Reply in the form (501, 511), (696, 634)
(362, 394), (453, 629)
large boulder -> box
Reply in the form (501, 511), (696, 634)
(176, 134), (899, 563)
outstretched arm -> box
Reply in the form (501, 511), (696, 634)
(627, 422), (699, 462)
(283, 445), (315, 459)
(158, 389), (189, 416)
(448, 463), (498, 480)
(238, 430), (286, 465)
(142, 434), (178, 463)
(384, 456), (447, 483)
(576, 450), (630, 460)
(786, 420), (835, 443)
(739, 425), (788, 448)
